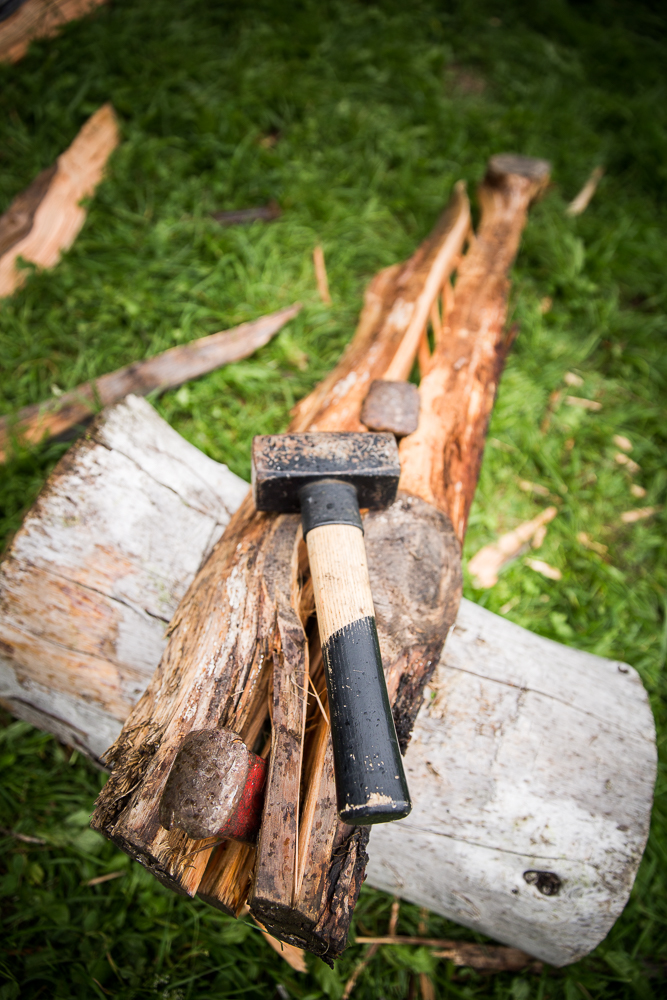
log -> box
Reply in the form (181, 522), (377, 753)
(0, 0), (106, 63)
(89, 177), (475, 956)
(0, 394), (655, 967)
(0, 303), (301, 461)
(0, 103), (119, 297)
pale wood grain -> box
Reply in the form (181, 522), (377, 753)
(306, 524), (375, 641)
(0, 103), (119, 297)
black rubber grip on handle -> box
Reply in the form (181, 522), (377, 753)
(322, 615), (411, 825)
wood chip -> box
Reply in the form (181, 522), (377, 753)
(566, 166), (605, 217)
(564, 396), (601, 411)
(0, 103), (119, 297)
(313, 245), (332, 305)
(621, 508), (657, 524)
(577, 532), (608, 556)
(0, 826), (46, 844)
(519, 480), (550, 497)
(631, 484), (647, 499)
(613, 435), (632, 452)
(0, 0), (106, 63)
(86, 870), (125, 886)
(468, 507), (557, 588)
(564, 372), (583, 387)
(526, 558), (562, 580)
(615, 453), (640, 474)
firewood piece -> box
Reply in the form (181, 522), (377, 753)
(467, 507), (558, 589)
(360, 380), (420, 438)
(0, 0), (106, 63)
(0, 397), (655, 967)
(399, 155), (550, 540)
(211, 201), (281, 226)
(0, 303), (301, 462)
(0, 104), (119, 297)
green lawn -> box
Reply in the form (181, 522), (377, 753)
(0, 1), (665, 997)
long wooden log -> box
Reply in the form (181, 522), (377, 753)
(0, 393), (655, 967)
(0, 103), (119, 297)
(0, 304), (301, 461)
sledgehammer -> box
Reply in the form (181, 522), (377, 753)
(252, 431), (411, 825)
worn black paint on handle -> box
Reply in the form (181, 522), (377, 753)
(322, 616), (411, 825)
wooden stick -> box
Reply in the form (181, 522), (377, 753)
(0, 0), (106, 63)
(313, 246), (332, 305)
(0, 303), (301, 461)
(0, 103), (119, 297)
(353, 937), (540, 972)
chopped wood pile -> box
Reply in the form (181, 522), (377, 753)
(0, 304), (301, 460)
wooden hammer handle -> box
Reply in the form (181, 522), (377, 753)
(306, 520), (411, 825)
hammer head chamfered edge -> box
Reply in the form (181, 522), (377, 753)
(252, 432), (400, 513)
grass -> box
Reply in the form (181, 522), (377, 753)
(0, 0), (666, 996)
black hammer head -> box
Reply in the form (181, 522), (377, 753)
(252, 432), (400, 513)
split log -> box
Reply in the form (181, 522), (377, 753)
(0, 103), (118, 297)
(0, 304), (301, 461)
(0, 394), (655, 967)
(87, 157), (557, 958)
(0, 0), (106, 63)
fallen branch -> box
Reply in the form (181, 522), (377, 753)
(0, 304), (301, 461)
(0, 0), (106, 63)
(0, 826), (46, 845)
(0, 103), (119, 297)
(354, 937), (541, 972)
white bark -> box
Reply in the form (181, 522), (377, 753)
(0, 395), (656, 965)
